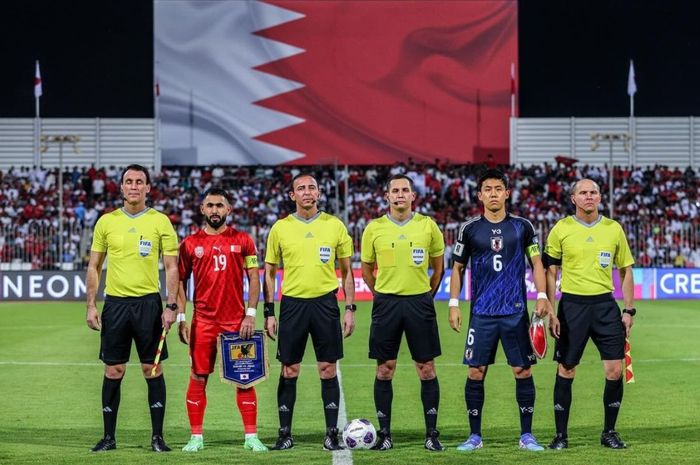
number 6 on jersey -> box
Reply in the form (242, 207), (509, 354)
(493, 254), (502, 272)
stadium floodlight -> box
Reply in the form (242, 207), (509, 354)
(40, 135), (81, 269)
(590, 132), (630, 219)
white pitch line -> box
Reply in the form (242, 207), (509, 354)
(0, 361), (192, 367)
(333, 362), (353, 465)
(0, 358), (699, 368)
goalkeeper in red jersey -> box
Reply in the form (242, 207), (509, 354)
(176, 188), (267, 452)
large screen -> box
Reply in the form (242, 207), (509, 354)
(155, 0), (517, 165)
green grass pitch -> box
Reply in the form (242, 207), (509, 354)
(0, 300), (698, 465)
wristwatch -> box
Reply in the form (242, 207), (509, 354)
(165, 303), (178, 311)
(345, 304), (357, 312)
(622, 308), (636, 317)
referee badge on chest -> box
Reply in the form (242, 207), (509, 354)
(599, 251), (612, 268)
(412, 248), (425, 265)
(138, 237), (152, 257)
(490, 236), (503, 252)
(319, 246), (332, 264)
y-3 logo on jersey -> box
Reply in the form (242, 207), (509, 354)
(491, 229), (501, 234)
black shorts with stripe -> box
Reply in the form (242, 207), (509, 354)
(369, 291), (441, 362)
(277, 292), (343, 365)
(100, 293), (166, 365)
(554, 292), (625, 366)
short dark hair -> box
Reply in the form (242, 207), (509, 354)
(290, 173), (318, 191)
(121, 164), (151, 185)
(477, 169), (508, 191)
(385, 174), (415, 192)
(202, 187), (231, 204)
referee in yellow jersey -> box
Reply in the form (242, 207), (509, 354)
(361, 174), (446, 452)
(263, 173), (356, 451)
(85, 164), (180, 452)
(543, 178), (635, 450)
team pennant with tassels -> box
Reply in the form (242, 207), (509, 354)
(624, 338), (635, 383)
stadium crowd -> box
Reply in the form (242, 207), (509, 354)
(1, 162), (699, 270)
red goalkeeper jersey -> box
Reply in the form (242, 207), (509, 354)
(178, 227), (259, 324)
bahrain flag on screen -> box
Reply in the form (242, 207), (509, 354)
(155, 0), (517, 166)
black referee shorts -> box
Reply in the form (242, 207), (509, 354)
(369, 292), (441, 362)
(277, 292), (343, 365)
(554, 292), (625, 366)
(99, 293), (167, 365)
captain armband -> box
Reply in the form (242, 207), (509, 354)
(526, 244), (540, 258)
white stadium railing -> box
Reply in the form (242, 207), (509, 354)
(0, 118), (158, 172)
(511, 116), (700, 168)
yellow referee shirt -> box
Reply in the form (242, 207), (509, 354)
(265, 212), (353, 298)
(545, 215), (634, 295)
(91, 208), (179, 297)
(361, 213), (444, 295)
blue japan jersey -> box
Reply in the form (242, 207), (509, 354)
(452, 214), (540, 316)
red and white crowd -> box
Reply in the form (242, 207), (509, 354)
(1, 161), (698, 269)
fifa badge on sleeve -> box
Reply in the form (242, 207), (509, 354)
(529, 314), (548, 359)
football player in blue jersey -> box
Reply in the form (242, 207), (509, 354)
(448, 169), (556, 452)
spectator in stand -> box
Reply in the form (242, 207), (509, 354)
(1, 163), (698, 269)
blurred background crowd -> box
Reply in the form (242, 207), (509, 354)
(1, 161), (698, 270)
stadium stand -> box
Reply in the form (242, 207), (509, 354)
(1, 162), (698, 270)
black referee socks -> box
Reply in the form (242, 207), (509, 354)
(321, 376), (340, 429)
(146, 375), (166, 437)
(101, 376), (122, 439)
(553, 375), (574, 437)
(420, 377), (440, 433)
(603, 377), (623, 432)
(374, 378), (393, 432)
(277, 376), (298, 431)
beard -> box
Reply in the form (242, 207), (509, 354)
(205, 215), (226, 229)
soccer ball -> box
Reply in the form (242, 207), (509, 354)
(342, 418), (377, 450)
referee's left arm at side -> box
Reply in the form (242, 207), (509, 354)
(618, 265), (635, 337)
(429, 254), (444, 297)
(544, 263), (561, 338)
(162, 255), (179, 330)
